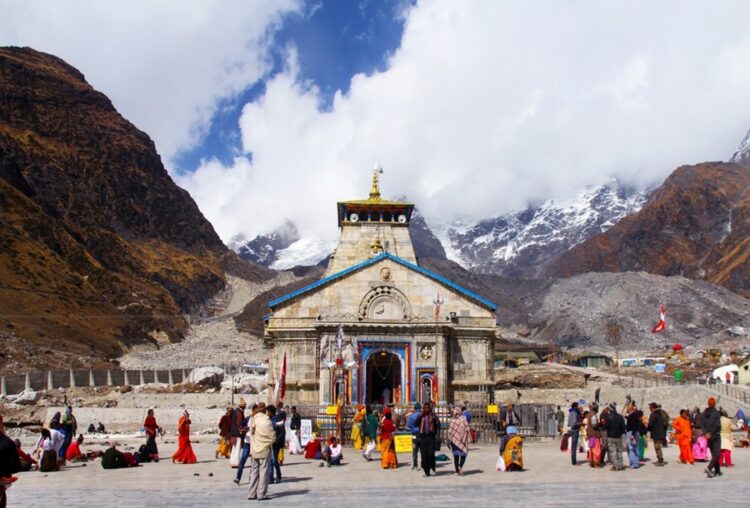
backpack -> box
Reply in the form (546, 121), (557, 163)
(657, 409), (670, 430)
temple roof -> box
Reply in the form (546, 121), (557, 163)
(268, 251), (497, 311)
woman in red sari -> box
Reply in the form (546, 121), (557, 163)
(143, 409), (161, 462)
(379, 412), (398, 469)
(172, 411), (197, 464)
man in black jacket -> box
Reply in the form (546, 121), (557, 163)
(647, 402), (667, 466)
(701, 397), (722, 478)
(604, 404), (626, 471)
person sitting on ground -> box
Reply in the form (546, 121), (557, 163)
(305, 433), (322, 460)
(0, 415), (22, 479)
(15, 439), (38, 471)
(321, 436), (343, 466)
(499, 425), (524, 471)
(96, 422), (106, 434)
(65, 434), (86, 462)
(87, 423), (96, 434)
(35, 429), (61, 472)
(101, 443), (128, 469)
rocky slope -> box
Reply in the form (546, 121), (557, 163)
(420, 259), (749, 352)
(0, 47), (269, 373)
(548, 162), (750, 298)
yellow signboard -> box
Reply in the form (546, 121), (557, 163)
(325, 405), (338, 415)
(394, 434), (413, 453)
(487, 404), (499, 414)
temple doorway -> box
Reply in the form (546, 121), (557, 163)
(366, 351), (401, 404)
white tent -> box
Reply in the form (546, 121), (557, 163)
(711, 364), (739, 383)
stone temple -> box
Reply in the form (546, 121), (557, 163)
(264, 169), (497, 405)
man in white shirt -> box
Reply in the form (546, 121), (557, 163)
(323, 436), (343, 466)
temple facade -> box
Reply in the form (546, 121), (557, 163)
(264, 169), (497, 405)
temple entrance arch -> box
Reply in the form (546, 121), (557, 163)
(366, 351), (402, 404)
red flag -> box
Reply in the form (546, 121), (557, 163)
(274, 352), (287, 403)
(651, 304), (666, 333)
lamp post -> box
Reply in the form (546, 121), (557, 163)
(229, 365), (236, 406)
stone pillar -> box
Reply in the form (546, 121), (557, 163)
(25, 373), (31, 391)
(1, 376), (6, 396)
(89, 370), (95, 387)
(124, 370), (130, 386)
(107, 370), (113, 386)
(47, 371), (54, 391)
(69, 369), (76, 388)
(168, 370), (174, 385)
(154, 369), (159, 385)
(139, 370), (145, 386)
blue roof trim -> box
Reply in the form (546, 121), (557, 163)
(268, 252), (497, 311)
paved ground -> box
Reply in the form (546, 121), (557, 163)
(8, 437), (750, 506)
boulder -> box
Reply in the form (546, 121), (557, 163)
(220, 373), (264, 394)
(185, 367), (224, 388)
(12, 389), (41, 405)
(727, 326), (746, 337)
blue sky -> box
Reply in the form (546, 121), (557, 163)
(2, 1), (750, 244)
(174, 0), (411, 171)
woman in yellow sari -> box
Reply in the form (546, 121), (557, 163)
(500, 425), (523, 471)
(351, 405), (365, 450)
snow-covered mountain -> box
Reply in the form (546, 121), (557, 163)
(427, 182), (648, 277)
(730, 128), (750, 166)
(231, 182), (648, 277)
(230, 219), (301, 266)
(230, 220), (334, 270)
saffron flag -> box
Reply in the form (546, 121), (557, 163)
(433, 291), (444, 321)
(651, 304), (666, 333)
(273, 352), (287, 403)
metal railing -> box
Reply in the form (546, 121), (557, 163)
(289, 402), (557, 445)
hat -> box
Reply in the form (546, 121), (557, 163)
(708, 397), (716, 407)
(238, 398), (247, 408)
(414, 403), (422, 410)
(608, 403), (617, 411)
(648, 402), (658, 409)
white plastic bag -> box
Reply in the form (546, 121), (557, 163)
(496, 455), (506, 472)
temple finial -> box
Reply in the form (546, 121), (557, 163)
(369, 163), (383, 200)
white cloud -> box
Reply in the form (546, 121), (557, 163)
(0, 0), (302, 160)
(180, 1), (750, 245)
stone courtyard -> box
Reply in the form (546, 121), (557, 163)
(8, 437), (749, 506)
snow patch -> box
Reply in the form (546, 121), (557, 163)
(270, 237), (335, 270)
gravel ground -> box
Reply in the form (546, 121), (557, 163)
(118, 273), (299, 370)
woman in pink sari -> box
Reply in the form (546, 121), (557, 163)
(172, 411), (197, 464)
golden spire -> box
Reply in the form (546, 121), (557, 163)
(369, 163), (383, 201)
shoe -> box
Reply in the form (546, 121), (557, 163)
(655, 462), (665, 467)
(233, 479), (240, 485)
(423, 473), (430, 477)
(610, 466), (618, 471)
(715, 471), (723, 477)
(705, 468), (715, 478)
(318, 463), (324, 467)
(325, 462), (330, 467)
(411, 466), (417, 470)
(248, 497), (257, 500)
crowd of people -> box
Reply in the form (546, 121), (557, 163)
(560, 396), (745, 478)
(2, 393), (748, 504)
